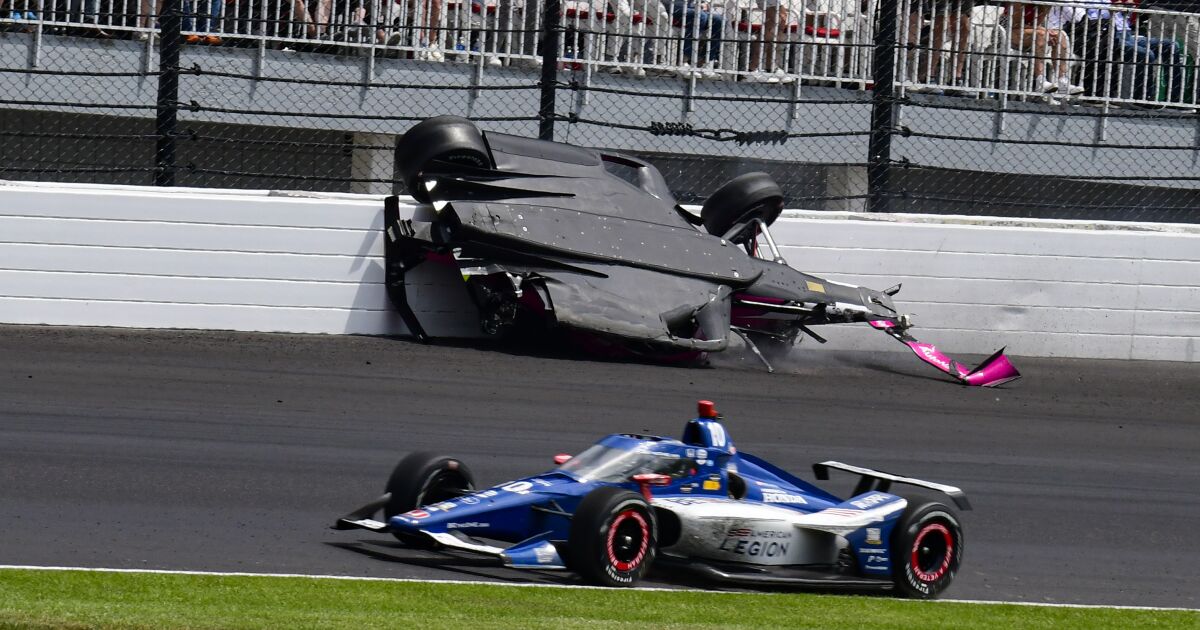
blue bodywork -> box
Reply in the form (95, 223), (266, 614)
(379, 414), (922, 579)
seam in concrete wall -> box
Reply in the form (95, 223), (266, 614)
(1, 182), (1196, 361)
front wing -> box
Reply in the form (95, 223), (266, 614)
(332, 493), (567, 569)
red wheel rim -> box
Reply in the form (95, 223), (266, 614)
(910, 523), (954, 582)
(606, 509), (649, 572)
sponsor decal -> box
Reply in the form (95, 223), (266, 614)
(460, 496), (480, 505)
(404, 509), (430, 519)
(660, 497), (724, 506)
(500, 481), (533, 495)
(857, 547), (887, 554)
(806, 280), (826, 293)
(917, 344), (951, 372)
(866, 554), (888, 565)
(850, 493), (890, 509)
(762, 491), (808, 505)
(725, 528), (792, 539)
(702, 480), (721, 491)
(718, 537), (792, 558)
(681, 485), (694, 493)
(446, 522), (489, 529)
(866, 527), (882, 545)
(431, 501), (456, 511)
(479, 490), (498, 498)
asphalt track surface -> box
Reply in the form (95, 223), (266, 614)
(1, 325), (1198, 608)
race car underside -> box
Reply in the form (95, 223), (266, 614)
(381, 198), (1021, 387)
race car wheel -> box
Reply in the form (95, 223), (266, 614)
(700, 172), (784, 244)
(383, 451), (475, 545)
(890, 499), (964, 599)
(396, 116), (493, 204)
(568, 487), (656, 587)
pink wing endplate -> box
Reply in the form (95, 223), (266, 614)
(868, 320), (1021, 387)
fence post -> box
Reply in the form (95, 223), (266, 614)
(154, 0), (182, 186)
(867, 0), (898, 213)
(538, 0), (561, 140)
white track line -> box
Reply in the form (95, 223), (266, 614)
(0, 565), (1196, 613)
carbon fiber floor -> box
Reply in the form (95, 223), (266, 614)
(1, 325), (1197, 607)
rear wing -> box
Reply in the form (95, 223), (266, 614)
(812, 461), (971, 511)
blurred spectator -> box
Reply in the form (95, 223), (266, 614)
(747, 0), (795, 82)
(4, 0), (39, 32)
(72, 0), (112, 36)
(495, 0), (540, 67)
(1010, 1), (1083, 96)
(137, 0), (161, 38)
(1140, 0), (1198, 99)
(672, 0), (724, 77)
(1065, 0), (1184, 101)
(606, 0), (654, 74)
(310, 0), (386, 42)
(907, 0), (973, 88)
(216, 0), (317, 39)
(411, 0), (445, 59)
(184, 0), (224, 43)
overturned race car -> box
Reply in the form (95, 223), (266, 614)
(385, 115), (1019, 387)
(335, 400), (970, 598)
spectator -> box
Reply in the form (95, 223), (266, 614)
(1065, 0), (1185, 101)
(746, 0), (796, 83)
(672, 0), (724, 78)
(495, 0), (541, 68)
(310, 0), (386, 43)
(412, 0), (445, 60)
(606, 0), (655, 75)
(183, 0), (224, 43)
(136, 0), (160, 39)
(4, 0), (39, 32)
(906, 0), (973, 90)
(1139, 0), (1198, 100)
(74, 0), (112, 37)
(1010, 1), (1084, 96)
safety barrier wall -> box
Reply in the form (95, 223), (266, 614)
(1, 180), (1197, 361)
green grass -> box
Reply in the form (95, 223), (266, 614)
(0, 568), (1195, 629)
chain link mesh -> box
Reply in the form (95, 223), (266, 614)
(1, 0), (1197, 221)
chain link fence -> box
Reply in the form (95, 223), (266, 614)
(1, 0), (1198, 221)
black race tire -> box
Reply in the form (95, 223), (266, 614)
(700, 172), (784, 243)
(383, 451), (475, 545)
(396, 116), (492, 203)
(568, 487), (656, 587)
(890, 499), (964, 599)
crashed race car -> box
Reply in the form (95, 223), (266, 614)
(335, 400), (970, 597)
(385, 115), (1019, 387)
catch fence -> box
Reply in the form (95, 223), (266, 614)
(1, 0), (1198, 221)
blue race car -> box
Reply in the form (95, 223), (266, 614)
(334, 401), (971, 598)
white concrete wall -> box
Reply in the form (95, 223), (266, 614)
(1, 181), (1197, 361)
(771, 214), (1200, 362)
(0, 182), (479, 338)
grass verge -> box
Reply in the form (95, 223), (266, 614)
(0, 568), (1195, 629)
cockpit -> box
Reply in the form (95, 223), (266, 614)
(556, 444), (698, 484)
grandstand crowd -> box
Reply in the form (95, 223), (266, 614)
(2, 0), (1196, 107)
